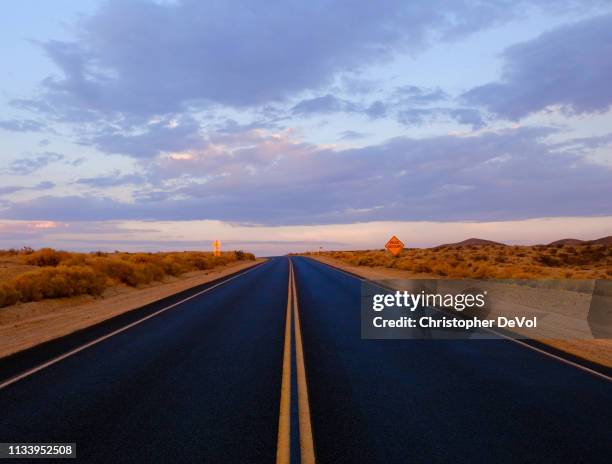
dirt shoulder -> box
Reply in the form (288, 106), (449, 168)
(308, 255), (441, 280)
(0, 259), (264, 359)
(306, 255), (612, 368)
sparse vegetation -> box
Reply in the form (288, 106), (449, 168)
(0, 248), (255, 308)
(305, 243), (611, 280)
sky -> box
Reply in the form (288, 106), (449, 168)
(1, 0), (611, 255)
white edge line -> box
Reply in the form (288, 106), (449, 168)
(306, 257), (612, 383)
(0, 261), (266, 391)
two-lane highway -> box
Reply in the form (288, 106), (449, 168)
(0, 256), (611, 463)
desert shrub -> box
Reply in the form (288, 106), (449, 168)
(431, 263), (451, 277)
(470, 263), (494, 279)
(234, 250), (255, 261)
(557, 252), (570, 262)
(394, 257), (414, 271)
(161, 256), (188, 276)
(12, 266), (106, 302)
(62, 253), (89, 266)
(446, 259), (460, 268)
(99, 258), (162, 286)
(536, 254), (561, 267)
(0, 283), (20, 307)
(190, 255), (215, 271)
(215, 254), (236, 267)
(131, 263), (164, 285)
(24, 248), (70, 267)
(413, 262), (432, 273)
(90, 258), (137, 285)
(124, 253), (154, 265)
(0, 248), (20, 256)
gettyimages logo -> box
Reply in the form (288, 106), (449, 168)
(372, 289), (487, 312)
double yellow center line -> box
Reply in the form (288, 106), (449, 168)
(276, 259), (315, 464)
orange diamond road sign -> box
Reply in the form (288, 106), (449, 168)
(385, 235), (404, 256)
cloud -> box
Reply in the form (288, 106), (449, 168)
(34, 181), (55, 190)
(215, 118), (280, 135)
(7, 152), (65, 175)
(292, 95), (360, 115)
(0, 220), (66, 244)
(19, 0), (600, 122)
(86, 116), (203, 158)
(0, 186), (26, 196)
(3, 1), (611, 230)
(0, 181), (55, 196)
(556, 132), (612, 151)
(393, 85), (449, 104)
(463, 13), (612, 120)
(397, 108), (435, 125)
(365, 101), (387, 119)
(339, 76), (381, 95)
(290, 87), (482, 129)
(292, 85), (480, 127)
(339, 130), (370, 140)
(75, 171), (146, 187)
(292, 94), (392, 119)
(397, 107), (485, 128)
(3, 127), (610, 224)
(446, 108), (485, 128)
(0, 119), (47, 132)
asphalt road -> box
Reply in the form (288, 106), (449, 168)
(0, 256), (611, 463)
(292, 257), (612, 463)
(0, 258), (287, 463)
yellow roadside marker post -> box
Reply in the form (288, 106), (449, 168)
(212, 240), (221, 257)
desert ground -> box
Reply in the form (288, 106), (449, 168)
(305, 237), (612, 280)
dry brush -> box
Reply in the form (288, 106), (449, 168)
(0, 248), (255, 308)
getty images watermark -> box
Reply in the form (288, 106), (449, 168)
(361, 279), (612, 340)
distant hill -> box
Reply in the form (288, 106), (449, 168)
(438, 238), (506, 247)
(548, 238), (586, 246)
(548, 236), (612, 246)
(433, 235), (611, 248)
(589, 235), (612, 245)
